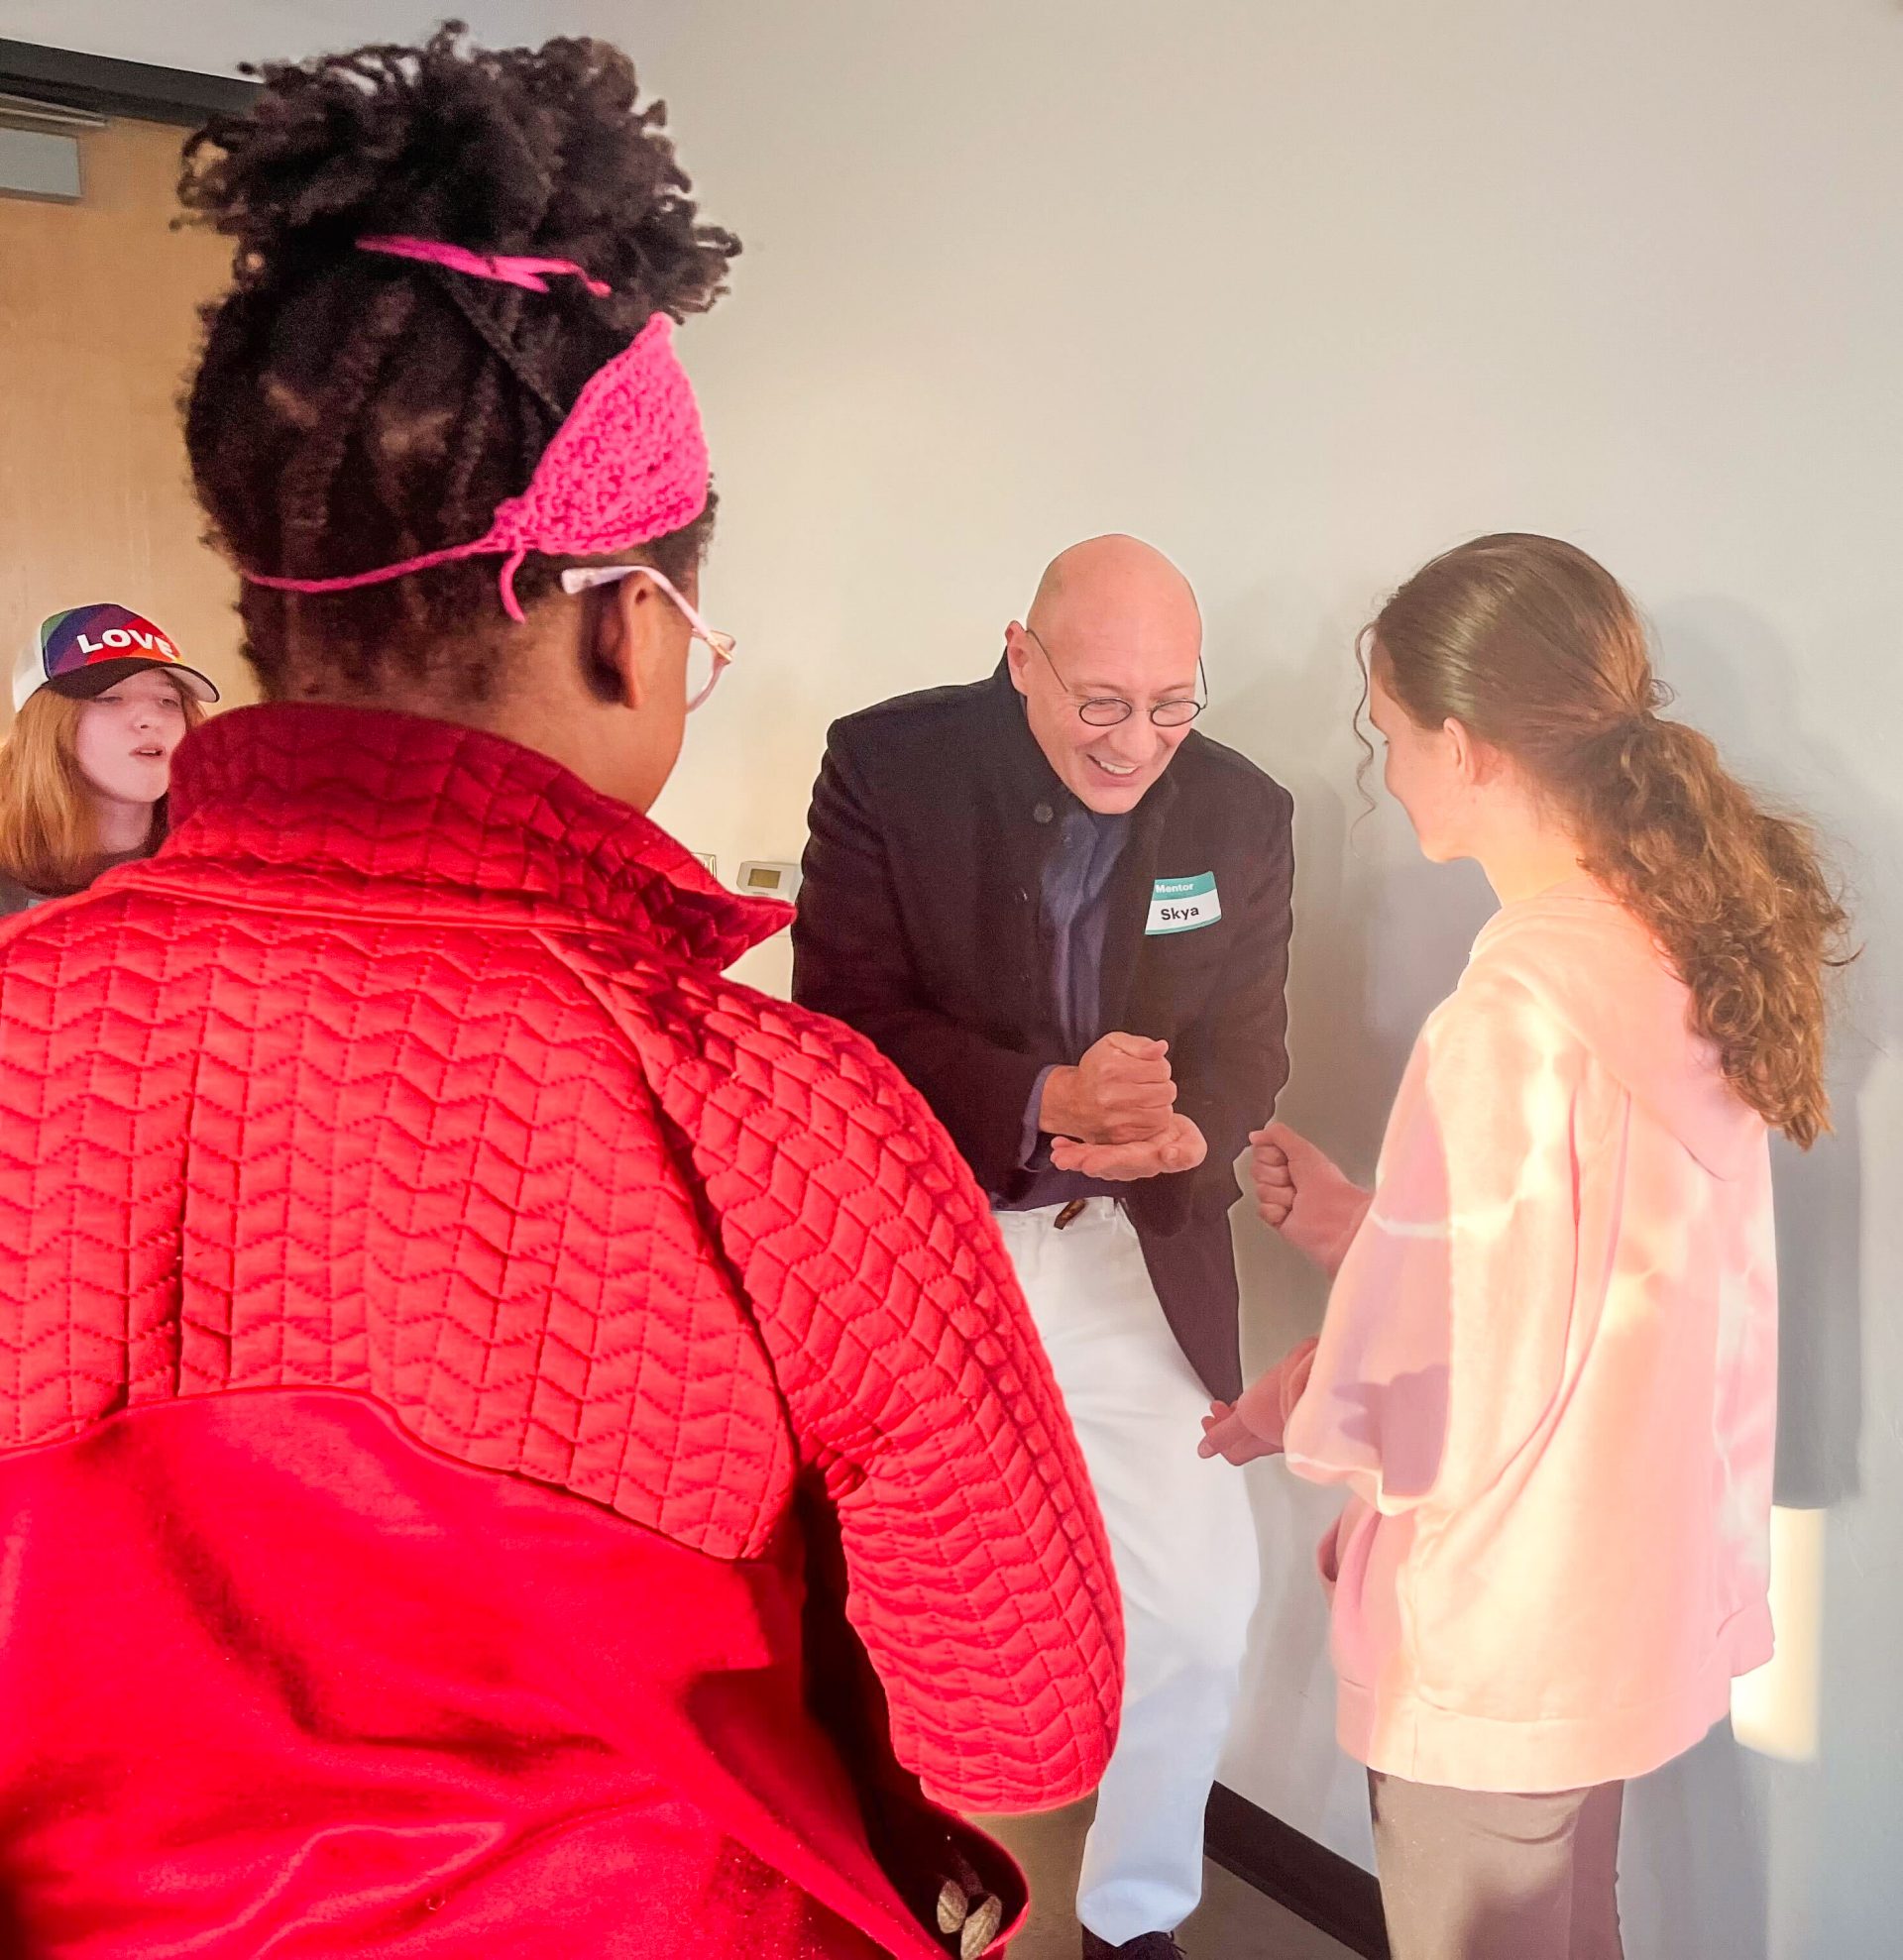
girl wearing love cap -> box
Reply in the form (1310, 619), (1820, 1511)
(0, 26), (1116, 1958)
(1201, 534), (1847, 1960)
(0, 603), (215, 914)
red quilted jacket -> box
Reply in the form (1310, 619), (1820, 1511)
(0, 704), (1121, 1959)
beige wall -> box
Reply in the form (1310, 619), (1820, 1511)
(0, 116), (249, 723)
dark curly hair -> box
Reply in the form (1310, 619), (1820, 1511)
(178, 22), (738, 703)
(1368, 533), (1850, 1146)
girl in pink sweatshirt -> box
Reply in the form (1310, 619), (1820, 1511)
(1201, 534), (1846, 1960)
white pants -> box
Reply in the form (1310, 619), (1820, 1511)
(992, 1200), (1261, 1944)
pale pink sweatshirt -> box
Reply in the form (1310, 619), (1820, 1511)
(1244, 882), (1777, 1793)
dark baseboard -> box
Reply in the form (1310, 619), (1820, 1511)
(0, 39), (257, 129)
(1205, 1783), (1390, 1960)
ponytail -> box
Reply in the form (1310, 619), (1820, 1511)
(1575, 715), (1847, 1146)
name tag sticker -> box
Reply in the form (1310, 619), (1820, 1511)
(1146, 872), (1221, 935)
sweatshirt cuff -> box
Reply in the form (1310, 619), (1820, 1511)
(1234, 1337), (1320, 1451)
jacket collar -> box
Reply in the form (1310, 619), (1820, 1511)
(159, 703), (789, 970)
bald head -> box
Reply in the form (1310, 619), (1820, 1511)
(1026, 534), (1201, 656)
(1008, 534), (1203, 814)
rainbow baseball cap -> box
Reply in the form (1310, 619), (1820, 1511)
(13, 603), (220, 713)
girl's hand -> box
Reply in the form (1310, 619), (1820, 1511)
(1248, 1122), (1372, 1277)
(1196, 1340), (1320, 1465)
(1199, 1399), (1280, 1465)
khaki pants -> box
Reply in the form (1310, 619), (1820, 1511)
(1369, 1772), (1624, 1960)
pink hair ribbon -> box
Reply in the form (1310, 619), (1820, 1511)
(357, 234), (613, 297)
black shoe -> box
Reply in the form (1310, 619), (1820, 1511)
(1081, 1932), (1186, 1959)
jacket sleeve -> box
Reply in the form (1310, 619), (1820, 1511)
(792, 725), (1053, 1195)
(1282, 973), (1584, 1516)
(669, 997), (1123, 1812)
(1140, 777), (1294, 1232)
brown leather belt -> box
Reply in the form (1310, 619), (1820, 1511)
(1053, 1199), (1087, 1230)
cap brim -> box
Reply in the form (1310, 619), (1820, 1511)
(46, 657), (220, 705)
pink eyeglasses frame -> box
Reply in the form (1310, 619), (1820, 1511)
(560, 563), (734, 711)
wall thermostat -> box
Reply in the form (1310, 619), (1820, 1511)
(736, 859), (802, 903)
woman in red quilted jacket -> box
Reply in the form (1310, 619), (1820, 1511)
(0, 27), (1119, 1960)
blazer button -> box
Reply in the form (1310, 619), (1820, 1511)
(1032, 802), (1055, 824)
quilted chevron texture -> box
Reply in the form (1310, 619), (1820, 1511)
(0, 703), (1120, 1958)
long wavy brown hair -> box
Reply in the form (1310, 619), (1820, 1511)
(0, 681), (203, 897)
(1369, 533), (1848, 1146)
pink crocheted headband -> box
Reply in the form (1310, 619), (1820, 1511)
(240, 236), (710, 623)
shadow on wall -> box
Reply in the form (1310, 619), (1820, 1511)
(1620, 593), (1897, 1960)
(1624, 1726), (1772, 1960)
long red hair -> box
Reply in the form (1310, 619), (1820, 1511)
(0, 680), (203, 897)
